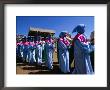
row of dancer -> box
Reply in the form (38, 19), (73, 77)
(16, 35), (55, 70)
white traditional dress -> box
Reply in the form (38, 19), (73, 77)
(28, 42), (36, 64)
(58, 37), (70, 73)
(17, 41), (23, 60)
(72, 24), (93, 74)
(73, 33), (93, 74)
(16, 42), (20, 58)
(42, 41), (46, 62)
(23, 42), (29, 62)
(35, 41), (42, 65)
(45, 39), (54, 70)
(16, 42), (22, 62)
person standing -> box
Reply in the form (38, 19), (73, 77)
(72, 24), (93, 74)
(42, 38), (46, 63)
(35, 36), (43, 65)
(16, 41), (23, 62)
(58, 31), (70, 73)
(17, 39), (24, 62)
(22, 36), (29, 63)
(66, 33), (74, 72)
(45, 35), (55, 70)
(28, 36), (36, 64)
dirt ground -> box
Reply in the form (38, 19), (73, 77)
(16, 52), (74, 74)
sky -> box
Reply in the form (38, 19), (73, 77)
(16, 16), (94, 38)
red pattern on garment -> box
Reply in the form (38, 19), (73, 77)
(72, 33), (81, 46)
(19, 42), (23, 45)
(59, 38), (70, 46)
(77, 34), (87, 44)
(24, 42), (29, 46)
(72, 33), (88, 46)
(22, 42), (29, 46)
(16, 42), (20, 46)
(30, 42), (35, 46)
(46, 39), (54, 44)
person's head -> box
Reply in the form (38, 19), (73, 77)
(59, 31), (68, 38)
(72, 24), (85, 34)
(22, 36), (27, 43)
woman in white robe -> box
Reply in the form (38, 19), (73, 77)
(17, 41), (24, 62)
(16, 42), (20, 58)
(42, 40), (46, 62)
(45, 36), (54, 70)
(23, 41), (29, 62)
(72, 24), (93, 74)
(16, 42), (23, 62)
(58, 32), (70, 73)
(28, 38), (36, 64)
(35, 36), (43, 65)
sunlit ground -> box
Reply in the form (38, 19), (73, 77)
(16, 51), (74, 74)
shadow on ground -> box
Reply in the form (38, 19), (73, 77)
(28, 63), (63, 74)
(16, 62), (66, 74)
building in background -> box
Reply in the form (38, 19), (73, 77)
(28, 27), (55, 40)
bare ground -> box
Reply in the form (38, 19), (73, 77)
(16, 52), (74, 74)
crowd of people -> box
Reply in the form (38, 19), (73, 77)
(16, 24), (94, 74)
